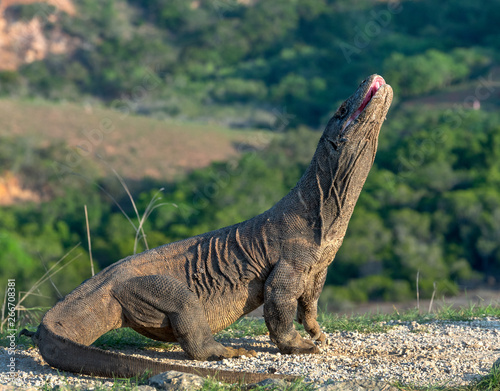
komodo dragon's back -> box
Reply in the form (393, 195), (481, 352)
(23, 74), (393, 383)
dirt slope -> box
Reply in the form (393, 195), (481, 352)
(0, 98), (271, 204)
(0, 0), (75, 71)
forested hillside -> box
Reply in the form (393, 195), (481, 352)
(1, 0), (500, 313)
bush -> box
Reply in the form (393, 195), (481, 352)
(210, 78), (268, 103)
(384, 48), (492, 97)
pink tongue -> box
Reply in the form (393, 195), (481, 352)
(347, 76), (385, 124)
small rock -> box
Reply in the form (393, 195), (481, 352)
(148, 371), (205, 391)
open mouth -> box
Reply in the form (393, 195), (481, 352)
(342, 76), (385, 132)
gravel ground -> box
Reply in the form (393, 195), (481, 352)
(2, 318), (500, 389)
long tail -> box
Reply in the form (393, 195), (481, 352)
(20, 325), (298, 384)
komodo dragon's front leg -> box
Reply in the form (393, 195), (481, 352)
(296, 268), (328, 344)
(263, 261), (320, 354)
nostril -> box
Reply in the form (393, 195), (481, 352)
(328, 139), (338, 150)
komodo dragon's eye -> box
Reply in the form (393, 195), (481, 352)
(336, 103), (348, 118)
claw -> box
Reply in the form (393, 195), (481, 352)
(312, 331), (326, 345)
(222, 347), (257, 359)
(279, 337), (321, 354)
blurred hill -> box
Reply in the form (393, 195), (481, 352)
(0, 98), (270, 186)
(0, 0), (497, 126)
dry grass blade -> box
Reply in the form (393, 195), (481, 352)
(93, 154), (151, 254)
(66, 170), (139, 231)
(61, 154), (177, 256)
(84, 205), (95, 276)
(109, 167), (149, 252)
(37, 253), (63, 299)
(1, 285), (7, 333)
(0, 245), (82, 330)
(16, 243), (82, 309)
(416, 270), (420, 314)
(132, 188), (176, 254)
(429, 281), (437, 313)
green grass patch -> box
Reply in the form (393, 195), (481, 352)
(317, 311), (396, 334)
(216, 317), (269, 339)
(0, 324), (37, 348)
(431, 304), (500, 322)
(472, 362), (500, 391)
(202, 377), (313, 391)
(316, 304), (500, 335)
(92, 327), (176, 351)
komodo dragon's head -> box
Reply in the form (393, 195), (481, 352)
(306, 74), (393, 243)
(322, 74), (392, 162)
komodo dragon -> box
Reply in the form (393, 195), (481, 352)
(22, 74), (393, 383)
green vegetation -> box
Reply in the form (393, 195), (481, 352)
(93, 327), (175, 351)
(2, 0), (498, 127)
(216, 317), (270, 340)
(473, 366), (500, 391)
(201, 378), (312, 391)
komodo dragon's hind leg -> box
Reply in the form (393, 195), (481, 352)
(112, 275), (256, 361)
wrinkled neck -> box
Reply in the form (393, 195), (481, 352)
(282, 136), (375, 246)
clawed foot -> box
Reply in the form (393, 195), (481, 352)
(277, 333), (321, 355)
(312, 331), (327, 345)
(221, 346), (257, 358)
(205, 346), (257, 360)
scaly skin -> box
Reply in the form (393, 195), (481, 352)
(22, 74), (393, 382)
